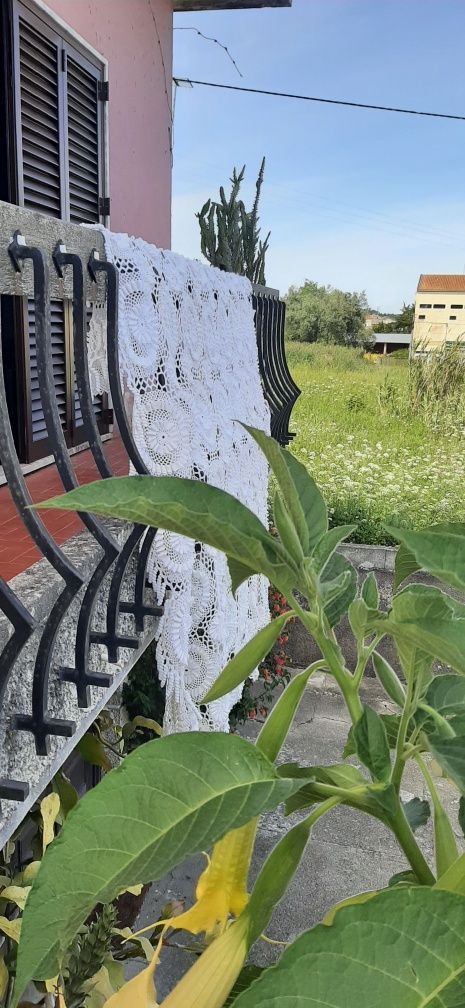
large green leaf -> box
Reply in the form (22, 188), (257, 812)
(361, 572), (379, 610)
(344, 713), (401, 757)
(245, 813), (328, 948)
(427, 733), (465, 793)
(384, 585), (465, 675)
(353, 706), (391, 783)
(393, 541), (421, 590)
(14, 734), (298, 1003)
(387, 522), (465, 592)
(203, 614), (289, 703)
(243, 425), (327, 554)
(232, 888), (465, 1007)
(311, 524), (356, 573)
(320, 552), (357, 628)
(34, 476), (294, 592)
(425, 674), (465, 721)
(257, 665), (317, 762)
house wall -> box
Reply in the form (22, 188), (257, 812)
(45, 0), (173, 248)
(413, 292), (465, 349)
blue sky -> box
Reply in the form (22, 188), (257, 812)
(172, 0), (465, 312)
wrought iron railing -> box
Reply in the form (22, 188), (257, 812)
(253, 284), (300, 446)
(0, 207), (301, 845)
(0, 201), (162, 844)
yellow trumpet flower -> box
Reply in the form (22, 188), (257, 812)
(133, 820), (257, 944)
(104, 935), (161, 1008)
(160, 914), (249, 1008)
(103, 823), (256, 1008)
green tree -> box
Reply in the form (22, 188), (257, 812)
(373, 302), (414, 334)
(285, 280), (369, 346)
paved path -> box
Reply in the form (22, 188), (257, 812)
(133, 673), (462, 997)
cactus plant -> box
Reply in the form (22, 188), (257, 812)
(197, 158), (270, 285)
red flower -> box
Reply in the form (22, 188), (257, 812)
(273, 604), (280, 613)
(248, 708), (256, 719)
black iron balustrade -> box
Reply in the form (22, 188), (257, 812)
(253, 284), (300, 446)
(0, 202), (162, 843)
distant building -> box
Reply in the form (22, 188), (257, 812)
(365, 311), (395, 329)
(413, 275), (465, 350)
(370, 333), (411, 355)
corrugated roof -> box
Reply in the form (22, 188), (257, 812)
(418, 274), (465, 292)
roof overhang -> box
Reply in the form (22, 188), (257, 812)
(173, 2), (292, 11)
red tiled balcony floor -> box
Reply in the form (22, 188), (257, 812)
(0, 434), (129, 581)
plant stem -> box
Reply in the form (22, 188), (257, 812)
(391, 656), (415, 790)
(389, 797), (435, 885)
(303, 796), (341, 829)
(291, 598), (363, 725)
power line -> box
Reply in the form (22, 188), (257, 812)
(174, 28), (242, 77)
(172, 78), (465, 122)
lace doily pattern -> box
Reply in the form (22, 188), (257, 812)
(88, 230), (271, 732)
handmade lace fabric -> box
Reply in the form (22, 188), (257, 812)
(87, 230), (271, 732)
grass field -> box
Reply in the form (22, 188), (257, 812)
(286, 342), (465, 545)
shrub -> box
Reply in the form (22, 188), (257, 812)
(17, 427), (465, 1007)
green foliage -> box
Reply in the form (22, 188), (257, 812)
(233, 889), (465, 1007)
(14, 733), (297, 998)
(197, 159), (269, 285)
(372, 301), (414, 333)
(287, 341), (465, 545)
(122, 641), (165, 729)
(22, 425), (465, 1006)
(63, 903), (116, 1008)
(285, 279), (369, 346)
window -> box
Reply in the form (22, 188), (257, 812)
(418, 314), (426, 320)
(419, 303), (432, 309)
(450, 316), (457, 321)
(0, 0), (109, 462)
(451, 304), (463, 309)
(13, 0), (108, 222)
(433, 304), (446, 309)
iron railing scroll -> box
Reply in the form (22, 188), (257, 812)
(0, 202), (162, 846)
(253, 284), (300, 446)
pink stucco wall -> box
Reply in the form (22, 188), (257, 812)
(46, 0), (173, 248)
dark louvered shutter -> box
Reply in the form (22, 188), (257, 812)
(18, 17), (62, 217)
(27, 300), (68, 448)
(66, 55), (101, 224)
(12, 3), (109, 461)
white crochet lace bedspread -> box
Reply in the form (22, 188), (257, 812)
(87, 229), (271, 733)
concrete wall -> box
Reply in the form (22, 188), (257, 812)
(45, 0), (173, 247)
(413, 291), (465, 349)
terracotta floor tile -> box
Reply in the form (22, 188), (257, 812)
(0, 434), (127, 580)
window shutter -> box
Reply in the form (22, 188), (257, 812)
(27, 299), (68, 450)
(66, 55), (101, 224)
(18, 17), (62, 217)
(11, 2), (109, 462)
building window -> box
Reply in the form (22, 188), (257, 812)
(450, 315), (457, 320)
(0, 0), (109, 462)
(419, 303), (432, 309)
(433, 304), (446, 309)
(418, 314), (426, 320)
(451, 304), (463, 309)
